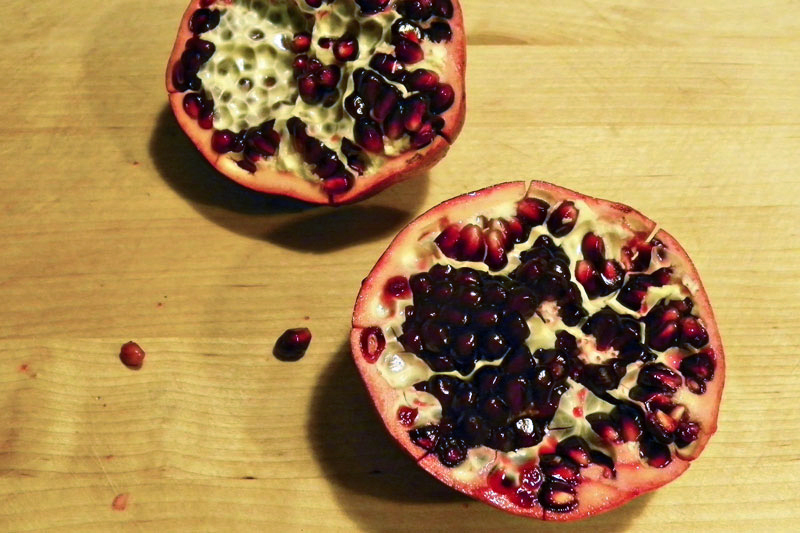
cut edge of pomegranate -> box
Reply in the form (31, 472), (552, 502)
(350, 180), (725, 521)
(165, 0), (467, 206)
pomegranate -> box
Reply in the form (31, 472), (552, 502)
(351, 181), (724, 520)
(166, 0), (466, 205)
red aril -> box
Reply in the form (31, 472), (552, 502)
(351, 181), (725, 521)
(166, 0), (466, 205)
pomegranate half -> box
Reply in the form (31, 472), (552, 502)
(351, 181), (724, 520)
(166, 0), (466, 205)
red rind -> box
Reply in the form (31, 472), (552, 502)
(350, 181), (724, 521)
(166, 0), (467, 205)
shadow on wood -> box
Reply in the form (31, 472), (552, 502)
(148, 106), (431, 250)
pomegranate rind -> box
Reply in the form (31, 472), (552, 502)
(166, 0), (467, 206)
(351, 181), (724, 521)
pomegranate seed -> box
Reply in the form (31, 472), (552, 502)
(646, 410), (678, 443)
(588, 413), (622, 443)
(514, 417), (543, 447)
(519, 464), (544, 491)
(504, 377), (531, 413)
(539, 481), (578, 512)
(432, 0), (454, 17)
(189, 9), (220, 34)
(679, 316), (709, 348)
(298, 75), (320, 103)
(436, 435), (467, 467)
(430, 83), (455, 114)
(394, 37), (424, 64)
(273, 328), (312, 361)
(372, 85), (400, 122)
(397, 406), (418, 427)
(291, 32), (311, 53)
(541, 455), (581, 485)
(183, 93), (204, 118)
(641, 438), (672, 468)
(434, 225), (461, 258)
(211, 130), (237, 153)
(489, 426), (515, 452)
(333, 35), (359, 62)
(648, 321), (680, 352)
(292, 54), (309, 77)
(517, 197), (550, 226)
(581, 232), (606, 265)
(427, 21), (453, 42)
(321, 173), (354, 195)
(556, 436), (592, 467)
(547, 201), (579, 237)
(236, 159), (257, 173)
(409, 425), (439, 451)
(575, 260), (600, 295)
(384, 105), (406, 140)
(385, 276), (411, 299)
(410, 122), (436, 148)
(402, 95), (428, 132)
(370, 53), (404, 80)
(457, 224), (486, 262)
(406, 69), (439, 91)
(354, 118), (384, 153)
(400, 0), (433, 20)
(675, 421), (700, 447)
(485, 229), (508, 270)
(680, 350), (716, 382)
(119, 341), (145, 368)
(317, 65), (341, 88)
(186, 37), (215, 61)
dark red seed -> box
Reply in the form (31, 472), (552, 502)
(372, 85), (400, 122)
(587, 413), (622, 443)
(400, 0), (433, 20)
(292, 32), (312, 53)
(355, 0), (390, 14)
(484, 229), (508, 271)
(409, 273), (433, 296)
(427, 21), (453, 42)
(675, 421), (701, 447)
(189, 9), (220, 34)
(482, 397), (509, 426)
(473, 309), (500, 329)
(183, 93), (204, 118)
(360, 327), (386, 364)
(409, 425), (439, 451)
(305, 0), (322, 7)
(556, 436), (592, 467)
(421, 321), (450, 352)
(321, 173), (354, 195)
(581, 232), (606, 265)
(457, 224), (486, 262)
(385, 276), (411, 299)
(454, 331), (476, 357)
(410, 122), (436, 148)
(198, 108), (214, 129)
(403, 95), (428, 132)
(541, 455), (581, 485)
(394, 37), (424, 64)
(649, 321), (680, 352)
(483, 331), (508, 359)
(432, 0), (454, 17)
(613, 405), (644, 442)
(489, 427), (515, 452)
(119, 341), (145, 368)
(514, 417), (543, 447)
(638, 363), (682, 392)
(679, 316), (709, 348)
(501, 311), (530, 342)
(504, 377), (531, 413)
(640, 438), (672, 468)
(430, 84), (455, 114)
(298, 75), (320, 103)
(519, 464), (544, 491)
(334, 35), (359, 62)
(436, 436), (467, 467)
(370, 53), (405, 80)
(539, 481), (578, 512)
(292, 55), (309, 77)
(317, 65), (341, 88)
(679, 349), (716, 382)
(547, 201), (579, 237)
(406, 69), (439, 91)
(273, 328), (312, 361)
(397, 406), (418, 427)
(434, 225), (460, 258)
(461, 414), (490, 446)
(517, 197), (550, 227)
(186, 37), (215, 60)
(354, 119), (384, 153)
(211, 129), (237, 153)
(249, 134), (277, 157)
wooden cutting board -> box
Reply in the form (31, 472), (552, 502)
(1, 0), (799, 530)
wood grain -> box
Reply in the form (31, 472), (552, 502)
(1, 0), (799, 530)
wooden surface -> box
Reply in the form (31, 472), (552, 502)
(2, 0), (799, 530)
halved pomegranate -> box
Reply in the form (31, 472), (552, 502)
(166, 0), (466, 205)
(351, 181), (724, 520)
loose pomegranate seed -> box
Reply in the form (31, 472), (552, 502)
(273, 328), (312, 362)
(119, 341), (146, 368)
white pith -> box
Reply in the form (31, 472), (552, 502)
(194, 0), (450, 181)
(370, 197), (709, 485)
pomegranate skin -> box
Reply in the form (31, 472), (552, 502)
(166, 0), (467, 206)
(351, 181), (725, 521)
